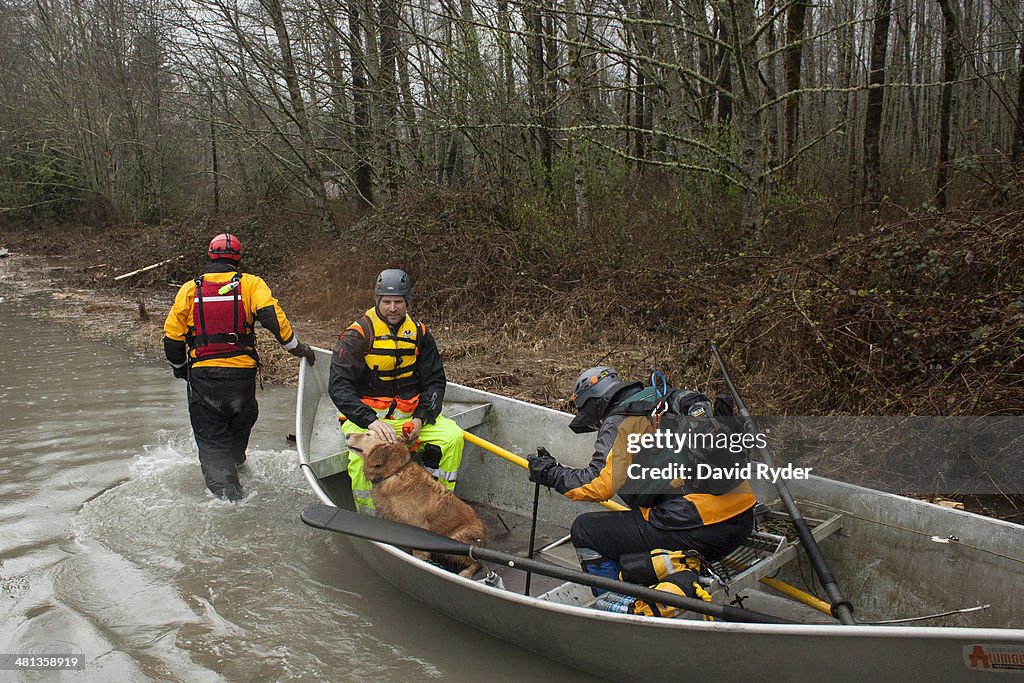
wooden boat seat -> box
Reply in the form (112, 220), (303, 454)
(305, 400), (492, 479)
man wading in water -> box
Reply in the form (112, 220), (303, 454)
(162, 233), (315, 500)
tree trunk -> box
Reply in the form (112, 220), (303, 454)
(862, 0), (891, 206)
(523, 0), (552, 191)
(936, 0), (960, 208)
(563, 0), (590, 230)
(348, 0), (374, 209)
(719, 0), (764, 242)
(209, 90), (220, 214)
(396, 10), (421, 169)
(262, 0), (336, 232)
(378, 0), (400, 188)
(783, 0), (807, 166)
(685, 0), (715, 123)
(1014, 31), (1024, 164)
(714, 11), (733, 125)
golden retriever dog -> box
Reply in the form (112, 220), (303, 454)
(346, 431), (486, 578)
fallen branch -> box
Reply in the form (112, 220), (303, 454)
(114, 255), (183, 281)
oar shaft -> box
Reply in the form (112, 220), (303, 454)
(301, 504), (795, 624)
(468, 545), (791, 624)
(463, 430), (528, 468)
(759, 577), (832, 615)
(525, 481), (541, 595)
(462, 430), (627, 512)
(711, 344), (856, 625)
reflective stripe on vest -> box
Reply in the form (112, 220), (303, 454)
(359, 395), (420, 420)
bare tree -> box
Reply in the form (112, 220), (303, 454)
(863, 0), (892, 206)
(935, 0), (961, 208)
(783, 0), (808, 166)
(1015, 32), (1024, 164)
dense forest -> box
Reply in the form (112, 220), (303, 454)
(1, 0), (1022, 228)
(0, 0), (1022, 418)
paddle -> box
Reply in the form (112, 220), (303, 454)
(300, 503), (795, 625)
(711, 344), (856, 625)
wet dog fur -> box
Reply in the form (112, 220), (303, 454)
(346, 431), (486, 577)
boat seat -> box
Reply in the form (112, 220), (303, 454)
(305, 400), (492, 480)
(705, 506), (844, 596)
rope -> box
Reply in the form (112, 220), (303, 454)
(867, 604), (991, 625)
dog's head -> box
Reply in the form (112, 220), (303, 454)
(346, 431), (412, 483)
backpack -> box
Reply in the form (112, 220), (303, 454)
(610, 386), (748, 508)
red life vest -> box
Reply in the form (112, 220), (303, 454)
(190, 273), (256, 362)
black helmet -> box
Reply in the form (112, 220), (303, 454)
(375, 269), (411, 307)
(570, 366), (620, 410)
(569, 366), (632, 433)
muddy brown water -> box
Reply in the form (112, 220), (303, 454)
(0, 259), (597, 682)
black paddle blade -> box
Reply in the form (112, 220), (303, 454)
(300, 504), (471, 556)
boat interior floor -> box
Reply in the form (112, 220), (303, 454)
(469, 499), (575, 598)
(312, 472), (832, 624)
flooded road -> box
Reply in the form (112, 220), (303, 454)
(0, 264), (596, 681)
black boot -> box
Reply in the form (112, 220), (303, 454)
(218, 483), (244, 502)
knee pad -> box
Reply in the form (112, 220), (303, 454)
(419, 443), (443, 470)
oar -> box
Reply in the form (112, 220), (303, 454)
(462, 430), (627, 513)
(462, 428), (834, 617)
(711, 344), (856, 625)
(300, 503), (795, 625)
(525, 479), (541, 596)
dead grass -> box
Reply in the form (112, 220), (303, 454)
(4, 178), (1023, 518)
(3, 174), (1021, 415)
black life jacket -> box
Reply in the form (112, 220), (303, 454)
(189, 273), (257, 362)
(610, 387), (749, 509)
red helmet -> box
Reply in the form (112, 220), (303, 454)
(208, 233), (242, 261)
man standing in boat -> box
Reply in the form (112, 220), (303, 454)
(328, 269), (464, 514)
(528, 366), (756, 584)
(163, 233), (316, 501)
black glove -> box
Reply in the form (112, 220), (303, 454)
(528, 447), (559, 488)
(172, 365), (188, 380)
(289, 341), (316, 366)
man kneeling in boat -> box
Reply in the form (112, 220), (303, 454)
(328, 269), (463, 514)
(528, 366), (756, 586)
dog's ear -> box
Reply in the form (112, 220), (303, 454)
(377, 442), (410, 471)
